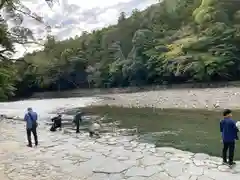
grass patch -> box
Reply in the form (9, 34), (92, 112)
(76, 105), (240, 159)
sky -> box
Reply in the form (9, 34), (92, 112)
(11, 0), (158, 58)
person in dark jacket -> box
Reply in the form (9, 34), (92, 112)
(73, 111), (83, 133)
(50, 114), (62, 132)
(24, 107), (38, 147)
(220, 109), (239, 165)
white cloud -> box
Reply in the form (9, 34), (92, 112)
(67, 0), (132, 9)
(11, 0), (158, 58)
(97, 8), (119, 26)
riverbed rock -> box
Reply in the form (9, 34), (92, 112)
(162, 161), (185, 177)
(140, 155), (165, 166)
(125, 165), (162, 177)
(93, 158), (136, 173)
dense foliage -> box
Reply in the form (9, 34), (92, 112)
(0, 0), (53, 100)
(2, 0), (240, 100)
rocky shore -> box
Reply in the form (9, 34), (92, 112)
(2, 87), (240, 179)
(1, 119), (240, 180)
(94, 87), (240, 109)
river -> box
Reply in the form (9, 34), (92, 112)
(1, 87), (240, 159)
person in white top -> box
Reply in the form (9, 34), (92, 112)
(236, 121), (240, 131)
(89, 119), (102, 138)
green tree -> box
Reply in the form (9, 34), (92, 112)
(0, 0), (57, 100)
(3, 0), (240, 99)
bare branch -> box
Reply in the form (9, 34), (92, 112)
(5, 0), (51, 32)
(6, 31), (44, 46)
(8, 3), (47, 26)
(0, 0), (6, 9)
(13, 40), (44, 46)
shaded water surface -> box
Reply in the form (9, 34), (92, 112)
(64, 106), (240, 159)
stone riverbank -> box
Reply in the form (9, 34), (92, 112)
(94, 87), (240, 109)
(1, 88), (240, 180)
(0, 119), (240, 180)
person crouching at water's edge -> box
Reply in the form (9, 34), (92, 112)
(73, 111), (83, 133)
(24, 107), (38, 147)
(89, 119), (101, 138)
(50, 114), (62, 131)
(220, 109), (239, 166)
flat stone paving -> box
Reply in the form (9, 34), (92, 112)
(1, 120), (240, 180)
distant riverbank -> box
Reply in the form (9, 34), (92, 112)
(91, 87), (240, 109)
(31, 81), (240, 98)
(32, 87), (240, 110)
(30, 81), (240, 110)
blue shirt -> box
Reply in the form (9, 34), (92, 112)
(220, 118), (238, 142)
(24, 111), (38, 129)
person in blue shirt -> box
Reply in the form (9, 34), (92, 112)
(220, 109), (239, 165)
(24, 107), (38, 147)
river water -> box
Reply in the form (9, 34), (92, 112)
(1, 95), (240, 159)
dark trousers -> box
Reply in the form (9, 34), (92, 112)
(222, 141), (235, 163)
(27, 125), (38, 146)
(76, 120), (80, 133)
(89, 131), (100, 138)
(50, 122), (61, 132)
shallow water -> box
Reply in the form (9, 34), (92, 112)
(80, 106), (240, 159)
(2, 97), (240, 159)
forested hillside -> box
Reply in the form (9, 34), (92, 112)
(2, 0), (240, 100)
